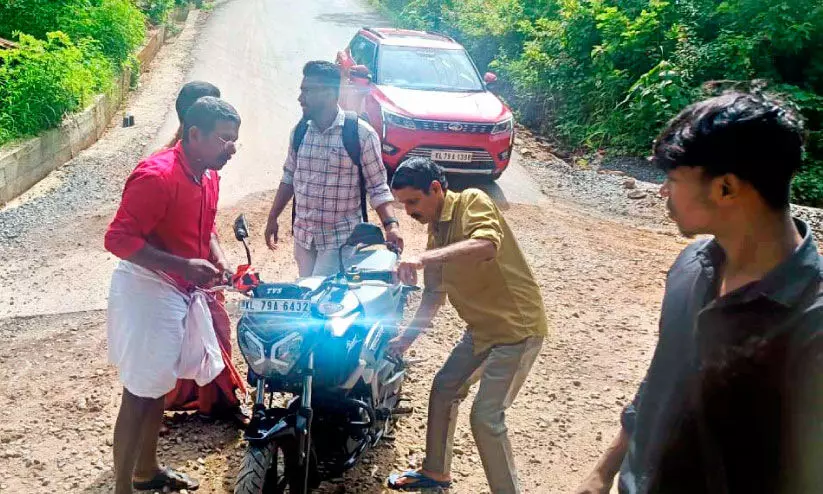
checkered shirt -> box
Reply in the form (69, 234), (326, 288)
(282, 109), (394, 251)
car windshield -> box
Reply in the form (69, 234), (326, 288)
(377, 46), (484, 92)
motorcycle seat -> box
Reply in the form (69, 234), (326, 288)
(346, 249), (397, 274)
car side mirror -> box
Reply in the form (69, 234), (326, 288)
(345, 223), (384, 247)
(484, 72), (498, 86)
(350, 64), (372, 83)
(233, 214), (250, 241)
(335, 51), (353, 69)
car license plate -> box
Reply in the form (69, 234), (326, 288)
(240, 299), (310, 314)
(431, 150), (473, 163)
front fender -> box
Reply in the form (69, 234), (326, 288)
(244, 409), (296, 445)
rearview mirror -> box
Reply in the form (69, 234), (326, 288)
(484, 72), (498, 85)
(336, 50), (349, 66)
(345, 223), (384, 247)
(233, 214), (250, 241)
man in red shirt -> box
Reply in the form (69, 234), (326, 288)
(104, 96), (240, 493)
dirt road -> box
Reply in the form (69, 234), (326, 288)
(0, 1), (696, 493)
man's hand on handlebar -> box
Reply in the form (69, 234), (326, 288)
(182, 259), (222, 285)
(385, 224), (404, 254)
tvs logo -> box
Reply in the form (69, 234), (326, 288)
(447, 123), (464, 132)
(265, 287), (283, 295)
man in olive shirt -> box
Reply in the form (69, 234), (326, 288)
(386, 158), (548, 494)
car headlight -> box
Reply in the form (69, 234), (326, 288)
(491, 118), (513, 134)
(383, 110), (416, 130)
(328, 312), (359, 337)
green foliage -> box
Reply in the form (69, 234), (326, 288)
(379, 0), (823, 206)
(0, 32), (113, 145)
(127, 55), (142, 89)
(0, 0), (148, 146)
(0, 0), (146, 68)
(136, 0), (177, 25)
(63, 0), (146, 67)
(0, 0), (83, 41)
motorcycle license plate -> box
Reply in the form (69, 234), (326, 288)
(431, 150), (472, 162)
(240, 299), (310, 314)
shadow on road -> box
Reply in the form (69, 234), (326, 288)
(314, 11), (392, 28)
(447, 175), (511, 211)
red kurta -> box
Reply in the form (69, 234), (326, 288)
(105, 142), (245, 413)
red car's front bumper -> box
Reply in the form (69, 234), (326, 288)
(380, 125), (513, 177)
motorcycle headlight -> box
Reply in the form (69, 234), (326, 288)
(491, 117), (513, 135)
(327, 312), (358, 337)
(238, 327), (267, 373)
(238, 325), (303, 377)
(270, 332), (303, 374)
(383, 110), (416, 130)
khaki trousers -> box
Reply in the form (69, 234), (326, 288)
(423, 332), (543, 494)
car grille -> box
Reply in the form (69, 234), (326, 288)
(405, 147), (496, 172)
(412, 119), (495, 134)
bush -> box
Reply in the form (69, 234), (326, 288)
(136, 0), (177, 25)
(378, 0), (823, 206)
(0, 0), (82, 42)
(0, 0), (146, 146)
(0, 32), (113, 145)
(64, 0), (146, 67)
(0, 0), (145, 68)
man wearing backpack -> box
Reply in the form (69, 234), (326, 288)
(264, 61), (403, 276)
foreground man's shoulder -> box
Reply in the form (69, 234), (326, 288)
(671, 238), (714, 267)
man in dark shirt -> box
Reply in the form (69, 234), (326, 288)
(576, 90), (823, 494)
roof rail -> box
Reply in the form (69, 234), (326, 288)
(424, 30), (455, 42)
(362, 26), (384, 38)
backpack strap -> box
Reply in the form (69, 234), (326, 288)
(291, 118), (309, 229)
(291, 113), (368, 230)
(342, 111), (368, 223)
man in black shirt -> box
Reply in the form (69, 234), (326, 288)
(576, 90), (823, 494)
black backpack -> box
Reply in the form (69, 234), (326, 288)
(291, 111), (368, 227)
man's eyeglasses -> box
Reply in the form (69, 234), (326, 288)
(214, 134), (237, 149)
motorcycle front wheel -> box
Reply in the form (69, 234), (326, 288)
(235, 438), (316, 494)
(235, 440), (289, 494)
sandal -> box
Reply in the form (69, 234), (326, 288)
(387, 470), (451, 491)
(132, 467), (199, 491)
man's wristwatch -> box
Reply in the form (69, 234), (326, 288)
(383, 217), (399, 229)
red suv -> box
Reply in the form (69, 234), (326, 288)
(336, 28), (514, 180)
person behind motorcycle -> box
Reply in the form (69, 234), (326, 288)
(161, 80), (249, 429)
(386, 157), (549, 493)
(104, 96), (240, 494)
(164, 80), (221, 149)
(575, 90), (823, 494)
(263, 60), (404, 276)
